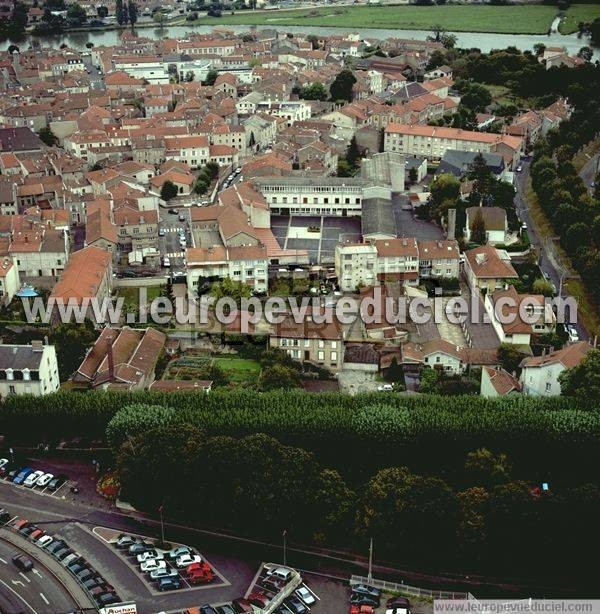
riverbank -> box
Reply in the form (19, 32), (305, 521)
(174, 4), (560, 35)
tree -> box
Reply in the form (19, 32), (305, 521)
(497, 342), (525, 374)
(408, 167), (418, 183)
(127, 0), (138, 26)
(210, 276), (252, 304)
(329, 69), (356, 103)
(160, 180), (178, 201)
(346, 136), (360, 168)
(591, 18), (600, 47)
(7, 45), (19, 54)
(465, 448), (512, 488)
(336, 159), (353, 178)
(440, 33), (457, 49)
(469, 152), (492, 200)
(559, 349), (600, 398)
(532, 277), (554, 297)
(37, 127), (58, 147)
(259, 364), (301, 392)
(115, 0), (127, 24)
(299, 82), (327, 101)
(457, 486), (489, 556)
(97, 5), (108, 17)
(533, 43), (546, 57)
(577, 46), (593, 62)
(307, 34), (320, 50)
(470, 209), (487, 245)
(385, 357), (404, 384)
(460, 83), (492, 112)
(204, 69), (218, 86)
(419, 368), (440, 393)
(66, 2), (87, 24)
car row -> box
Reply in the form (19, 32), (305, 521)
(10, 517), (120, 608)
(0, 461), (67, 491)
(348, 586), (411, 614)
(221, 167), (242, 191)
(115, 533), (214, 591)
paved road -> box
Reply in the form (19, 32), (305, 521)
(580, 153), (599, 190)
(0, 535), (78, 614)
(159, 208), (190, 269)
(514, 160), (588, 340)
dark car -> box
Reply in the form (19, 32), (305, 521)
(19, 524), (38, 536)
(6, 469), (18, 481)
(47, 540), (67, 555)
(47, 475), (67, 491)
(168, 208), (178, 214)
(68, 561), (87, 575)
(283, 597), (308, 614)
(0, 509), (10, 523)
(77, 568), (94, 582)
(115, 534), (137, 549)
(83, 577), (102, 590)
(96, 592), (120, 606)
(350, 593), (380, 608)
(352, 585), (382, 599)
(387, 596), (411, 609)
(13, 468), (33, 485)
(53, 547), (72, 561)
(200, 607), (218, 614)
(216, 605), (236, 614)
(12, 555), (34, 572)
(128, 542), (150, 556)
(231, 599), (254, 613)
(158, 577), (182, 591)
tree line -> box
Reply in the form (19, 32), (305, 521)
(113, 407), (600, 587)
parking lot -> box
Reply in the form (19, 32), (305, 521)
(159, 207), (191, 267)
(271, 215), (362, 263)
(0, 458), (73, 501)
(392, 196), (444, 240)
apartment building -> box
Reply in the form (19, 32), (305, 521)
(114, 206), (159, 251)
(463, 245), (518, 293)
(164, 136), (210, 169)
(186, 245), (269, 295)
(0, 257), (20, 305)
(417, 239), (460, 279)
(255, 101), (312, 127)
(0, 341), (60, 397)
(384, 123), (523, 168)
(269, 312), (344, 372)
(335, 242), (377, 291)
(9, 226), (70, 279)
(254, 176), (371, 216)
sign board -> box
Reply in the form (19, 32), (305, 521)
(100, 602), (137, 614)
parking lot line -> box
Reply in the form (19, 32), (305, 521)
(19, 572), (31, 583)
(52, 481), (69, 498)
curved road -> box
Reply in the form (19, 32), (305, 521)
(0, 537), (78, 614)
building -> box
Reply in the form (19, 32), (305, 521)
(484, 285), (555, 346)
(186, 245), (269, 295)
(463, 245), (518, 292)
(384, 123), (523, 168)
(73, 326), (166, 390)
(269, 311), (344, 372)
(417, 239), (460, 279)
(0, 257), (20, 305)
(335, 242), (378, 291)
(480, 366), (521, 398)
(464, 207), (508, 245)
(49, 245), (113, 323)
(438, 150), (505, 179)
(254, 176), (382, 216)
(0, 341), (60, 397)
(519, 341), (590, 396)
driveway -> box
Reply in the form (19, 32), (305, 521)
(392, 195), (444, 240)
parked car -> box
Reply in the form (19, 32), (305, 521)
(0, 508), (11, 523)
(387, 596), (411, 609)
(96, 592), (120, 606)
(13, 467), (33, 485)
(516, 165), (523, 172)
(141, 559), (166, 573)
(47, 475), (67, 491)
(12, 555), (34, 571)
(129, 543), (149, 556)
(68, 561), (87, 575)
(61, 553), (80, 567)
(295, 586), (316, 606)
(266, 566), (292, 583)
(231, 598), (253, 613)
(115, 535), (136, 549)
(6, 469), (18, 481)
(216, 605), (236, 614)
(37, 535), (54, 548)
(283, 596), (308, 614)
(0, 459), (9, 471)
(567, 325), (580, 342)
(167, 546), (191, 559)
(29, 528), (45, 541)
(158, 228), (166, 237)
(137, 549), (162, 563)
(19, 523), (38, 536)
(77, 568), (94, 582)
(47, 540), (67, 555)
(54, 547), (72, 561)
(158, 576), (181, 591)
(178, 214), (186, 222)
(352, 585), (381, 600)
(83, 577), (102, 590)
(175, 553), (202, 568)
(350, 593), (380, 608)
(377, 384), (393, 392)
(168, 208), (178, 214)
(247, 591), (269, 608)
(36, 473), (54, 488)
(200, 606), (218, 614)
(150, 567), (179, 580)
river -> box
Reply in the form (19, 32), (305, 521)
(1, 22), (596, 56)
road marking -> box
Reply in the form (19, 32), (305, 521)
(0, 557), (7, 564)
(52, 481), (69, 498)
(32, 569), (43, 579)
(39, 592), (49, 605)
(12, 579), (25, 587)
(0, 577), (38, 613)
(20, 572), (31, 583)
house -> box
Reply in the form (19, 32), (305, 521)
(417, 239), (460, 279)
(0, 340), (60, 397)
(0, 257), (20, 305)
(464, 207), (508, 245)
(484, 285), (556, 346)
(49, 245), (113, 323)
(519, 341), (590, 396)
(463, 245), (518, 292)
(73, 326), (166, 390)
(269, 310), (344, 372)
(480, 366), (521, 398)
(424, 65), (453, 80)
(438, 150), (505, 179)
(0, 127), (44, 154)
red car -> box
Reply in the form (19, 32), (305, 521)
(350, 606), (375, 614)
(247, 591), (269, 608)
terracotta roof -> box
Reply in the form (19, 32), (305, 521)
(417, 239), (460, 260)
(270, 309), (342, 341)
(375, 237), (418, 258)
(464, 245), (517, 280)
(483, 366), (521, 395)
(520, 341), (590, 370)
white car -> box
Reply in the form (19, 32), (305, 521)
(141, 559), (166, 573)
(137, 550), (163, 563)
(567, 325), (580, 342)
(24, 470), (45, 487)
(163, 257), (171, 268)
(36, 473), (54, 488)
(516, 165), (523, 172)
(378, 384), (393, 392)
(150, 567), (179, 580)
(266, 566), (292, 582)
(175, 554), (202, 568)
(37, 535), (53, 548)
(295, 586), (316, 606)
(167, 546), (191, 560)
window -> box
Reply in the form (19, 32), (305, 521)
(8, 385), (15, 395)
(545, 382), (552, 393)
(331, 351), (337, 362)
(331, 341), (337, 349)
(317, 350), (324, 361)
(318, 340), (324, 349)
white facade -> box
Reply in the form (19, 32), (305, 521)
(520, 362), (564, 396)
(0, 258), (20, 304)
(0, 342), (60, 397)
(113, 60), (170, 84)
(335, 243), (377, 291)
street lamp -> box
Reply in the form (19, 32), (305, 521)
(282, 529), (287, 567)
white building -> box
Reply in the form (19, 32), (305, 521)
(464, 207), (508, 245)
(186, 245), (269, 295)
(113, 58), (170, 84)
(519, 341), (589, 396)
(0, 257), (20, 305)
(480, 366), (521, 397)
(0, 341), (60, 397)
(255, 101), (312, 127)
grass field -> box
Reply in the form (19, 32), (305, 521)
(559, 3), (600, 34)
(180, 4), (559, 34)
(117, 286), (162, 310)
(212, 356), (262, 384)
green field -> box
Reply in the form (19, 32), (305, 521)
(212, 356), (262, 383)
(179, 4), (559, 34)
(116, 286), (162, 310)
(559, 3), (600, 34)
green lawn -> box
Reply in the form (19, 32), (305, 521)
(212, 356), (262, 383)
(116, 286), (162, 310)
(179, 4), (558, 34)
(559, 3), (600, 34)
